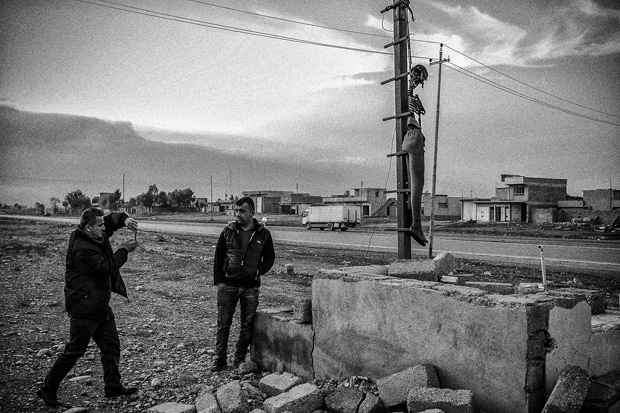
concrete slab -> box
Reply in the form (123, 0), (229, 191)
(312, 272), (543, 413)
(262, 383), (323, 413)
(258, 372), (303, 397)
(292, 298), (312, 323)
(541, 366), (589, 413)
(544, 288), (606, 314)
(406, 387), (474, 413)
(324, 386), (364, 413)
(147, 403), (197, 413)
(464, 281), (514, 295)
(216, 380), (251, 413)
(388, 253), (458, 281)
(195, 386), (220, 413)
(376, 364), (440, 408)
(251, 310), (314, 381)
(358, 392), (386, 413)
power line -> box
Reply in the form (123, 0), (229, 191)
(187, 0), (392, 39)
(444, 62), (620, 127)
(185, 1), (620, 123)
(73, 0), (618, 126)
(74, 0), (393, 56)
(442, 45), (620, 120)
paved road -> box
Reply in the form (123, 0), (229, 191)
(4, 215), (619, 276)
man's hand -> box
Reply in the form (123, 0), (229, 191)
(122, 240), (139, 253)
(124, 217), (138, 232)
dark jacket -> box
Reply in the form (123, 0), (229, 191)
(213, 219), (275, 287)
(64, 213), (130, 319)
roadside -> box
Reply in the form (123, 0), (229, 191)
(1, 217), (619, 412)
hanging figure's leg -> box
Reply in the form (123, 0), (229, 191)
(402, 116), (427, 247)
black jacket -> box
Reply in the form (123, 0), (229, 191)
(213, 219), (275, 287)
(64, 213), (130, 319)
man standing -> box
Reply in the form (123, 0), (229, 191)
(212, 197), (275, 372)
(37, 208), (139, 407)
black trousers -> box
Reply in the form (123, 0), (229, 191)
(43, 309), (122, 392)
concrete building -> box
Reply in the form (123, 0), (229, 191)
(421, 192), (461, 221)
(323, 187), (388, 217)
(460, 174), (568, 223)
(557, 188), (620, 224)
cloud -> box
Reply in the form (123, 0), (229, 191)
(422, 0), (620, 68)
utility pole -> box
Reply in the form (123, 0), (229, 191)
(122, 173), (125, 205)
(381, 0), (412, 259)
(210, 175), (213, 222)
(427, 44), (449, 258)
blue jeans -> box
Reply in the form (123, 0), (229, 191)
(43, 309), (122, 393)
(215, 284), (259, 362)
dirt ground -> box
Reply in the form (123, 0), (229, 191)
(1, 217), (619, 412)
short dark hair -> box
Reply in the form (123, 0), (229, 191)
(235, 197), (255, 212)
(80, 207), (104, 229)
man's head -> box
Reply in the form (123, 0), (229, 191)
(80, 207), (105, 239)
(234, 197), (255, 228)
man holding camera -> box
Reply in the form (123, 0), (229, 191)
(37, 207), (139, 407)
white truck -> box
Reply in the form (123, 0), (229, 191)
(302, 205), (360, 231)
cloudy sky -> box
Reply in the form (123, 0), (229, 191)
(1, 0), (619, 203)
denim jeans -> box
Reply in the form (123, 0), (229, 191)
(215, 284), (260, 363)
(43, 309), (122, 393)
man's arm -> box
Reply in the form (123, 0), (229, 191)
(103, 212), (129, 237)
(213, 230), (227, 285)
(257, 234), (275, 276)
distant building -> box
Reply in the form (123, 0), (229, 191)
(460, 174), (568, 223)
(323, 187), (387, 217)
(421, 192), (461, 221)
(557, 188), (620, 223)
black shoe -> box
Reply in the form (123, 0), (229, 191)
(233, 357), (245, 368)
(36, 388), (62, 407)
(104, 386), (138, 398)
(210, 359), (227, 372)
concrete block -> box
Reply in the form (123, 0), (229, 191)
(545, 288), (606, 314)
(358, 392), (387, 413)
(293, 298), (312, 323)
(324, 386), (364, 413)
(312, 274), (543, 413)
(251, 310), (314, 381)
(262, 383), (323, 413)
(406, 388), (474, 413)
(388, 260), (439, 282)
(216, 380), (251, 413)
(542, 366), (590, 413)
(249, 410), (267, 413)
(336, 265), (389, 276)
(195, 386), (221, 413)
(388, 253), (458, 281)
(418, 410), (445, 413)
(516, 283), (545, 294)
(259, 372), (303, 397)
(464, 281), (514, 295)
(546, 301), (592, 396)
(440, 274), (474, 285)
(147, 403), (197, 413)
(376, 364), (440, 408)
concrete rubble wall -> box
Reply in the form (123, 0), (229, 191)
(250, 308), (314, 382)
(311, 273), (538, 413)
(546, 301), (620, 396)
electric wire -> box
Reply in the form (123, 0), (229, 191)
(73, 0), (618, 127)
(73, 0), (393, 56)
(442, 44), (620, 120)
(187, 0), (392, 39)
(445, 62), (620, 127)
